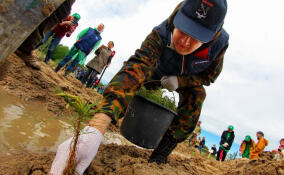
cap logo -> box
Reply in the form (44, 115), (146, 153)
(196, 0), (213, 19)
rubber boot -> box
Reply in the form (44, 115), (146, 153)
(54, 65), (62, 73)
(148, 131), (178, 164)
(15, 50), (41, 70)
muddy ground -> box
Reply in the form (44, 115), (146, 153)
(0, 54), (104, 116)
(0, 54), (283, 175)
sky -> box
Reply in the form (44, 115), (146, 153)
(60, 0), (284, 151)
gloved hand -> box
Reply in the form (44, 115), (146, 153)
(222, 142), (229, 147)
(161, 76), (178, 92)
(49, 126), (103, 175)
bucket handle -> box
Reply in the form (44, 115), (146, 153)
(141, 80), (176, 105)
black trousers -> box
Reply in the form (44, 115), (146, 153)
(216, 148), (227, 161)
(81, 67), (99, 88)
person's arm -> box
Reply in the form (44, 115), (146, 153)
(106, 51), (115, 66)
(254, 139), (266, 153)
(77, 28), (90, 40)
(66, 23), (78, 37)
(89, 40), (102, 55)
(178, 44), (228, 88)
(220, 131), (227, 145)
(95, 30), (163, 123)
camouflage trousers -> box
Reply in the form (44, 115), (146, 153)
(168, 86), (206, 142)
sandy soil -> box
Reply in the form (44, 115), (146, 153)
(0, 144), (283, 175)
(0, 54), (102, 115)
(0, 54), (283, 175)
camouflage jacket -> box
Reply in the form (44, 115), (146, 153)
(97, 3), (229, 123)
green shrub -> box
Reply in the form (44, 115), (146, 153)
(52, 44), (70, 63)
(136, 87), (177, 112)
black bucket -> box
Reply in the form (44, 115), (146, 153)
(120, 95), (177, 149)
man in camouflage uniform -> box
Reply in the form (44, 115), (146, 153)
(15, 0), (75, 70)
(51, 0), (229, 174)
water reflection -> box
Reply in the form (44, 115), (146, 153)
(0, 93), (72, 155)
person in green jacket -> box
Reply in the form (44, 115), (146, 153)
(240, 135), (255, 159)
(54, 24), (104, 76)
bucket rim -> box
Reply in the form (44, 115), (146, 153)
(133, 95), (178, 116)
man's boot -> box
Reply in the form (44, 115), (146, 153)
(54, 64), (63, 73)
(15, 50), (41, 70)
(148, 132), (178, 164)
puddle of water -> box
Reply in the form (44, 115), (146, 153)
(0, 93), (171, 156)
(0, 93), (72, 155)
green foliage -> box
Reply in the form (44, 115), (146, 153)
(136, 87), (177, 112)
(52, 44), (70, 63)
(57, 93), (98, 119)
(56, 93), (99, 131)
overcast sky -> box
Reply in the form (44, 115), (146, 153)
(61, 0), (284, 150)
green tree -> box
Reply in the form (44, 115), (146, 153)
(52, 44), (70, 63)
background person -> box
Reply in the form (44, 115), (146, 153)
(36, 13), (80, 64)
(195, 137), (201, 149)
(54, 24), (104, 76)
(240, 135), (255, 159)
(208, 144), (217, 158)
(188, 121), (201, 146)
(216, 125), (235, 161)
(250, 131), (269, 159)
(199, 137), (206, 154)
(81, 41), (115, 88)
(272, 138), (284, 160)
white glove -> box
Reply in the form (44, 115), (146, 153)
(223, 142), (229, 147)
(161, 76), (178, 92)
(50, 126), (103, 175)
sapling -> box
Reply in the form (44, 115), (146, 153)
(56, 93), (100, 175)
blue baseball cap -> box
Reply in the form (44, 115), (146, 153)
(173, 0), (227, 43)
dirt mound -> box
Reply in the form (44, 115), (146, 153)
(0, 54), (102, 115)
(259, 151), (275, 161)
(0, 144), (282, 175)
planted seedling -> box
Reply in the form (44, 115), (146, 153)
(56, 93), (100, 175)
(136, 87), (177, 112)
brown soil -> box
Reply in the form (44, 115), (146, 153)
(0, 54), (102, 116)
(0, 144), (283, 175)
(0, 54), (283, 175)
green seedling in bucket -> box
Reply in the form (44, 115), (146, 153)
(136, 87), (177, 112)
